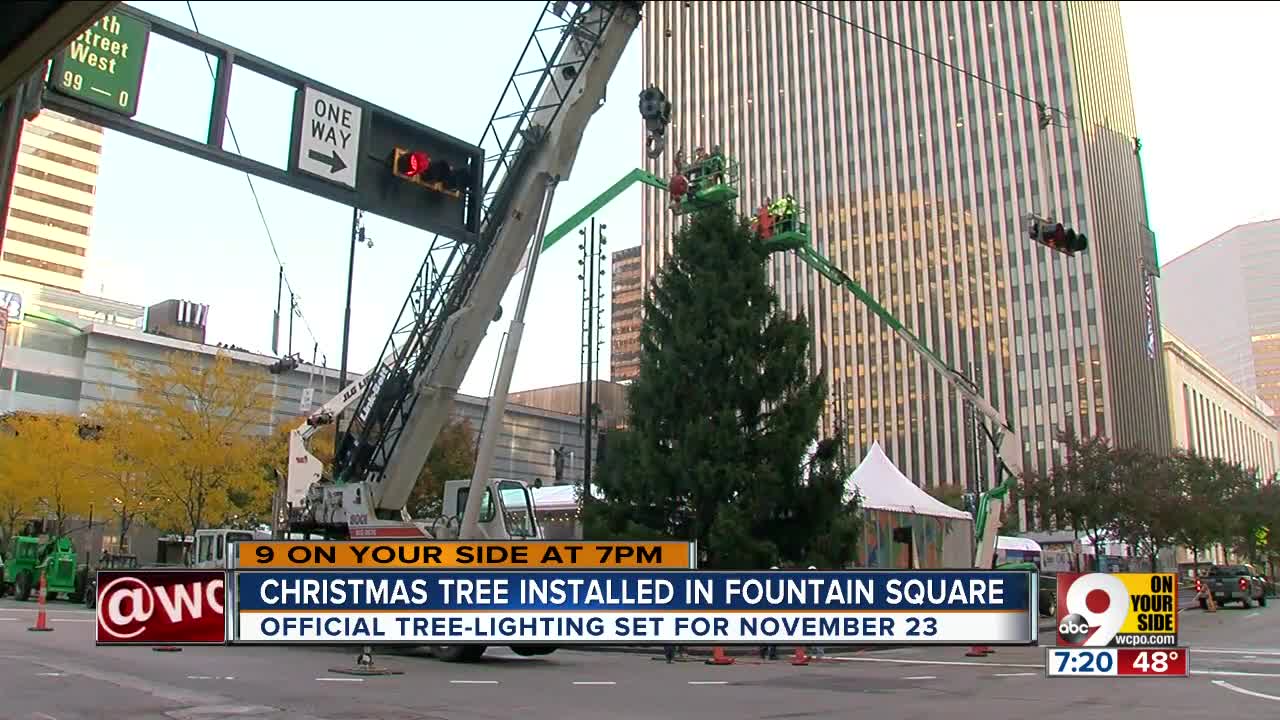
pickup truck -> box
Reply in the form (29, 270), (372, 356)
(1196, 564), (1268, 609)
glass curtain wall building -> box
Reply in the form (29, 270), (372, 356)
(639, 1), (1170, 502)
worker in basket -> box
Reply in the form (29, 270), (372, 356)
(753, 203), (776, 239)
(768, 194), (799, 235)
(668, 149), (689, 211)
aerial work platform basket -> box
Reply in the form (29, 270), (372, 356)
(669, 152), (740, 215)
(754, 199), (811, 252)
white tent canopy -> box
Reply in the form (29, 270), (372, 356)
(844, 442), (972, 521)
(997, 535), (1042, 553)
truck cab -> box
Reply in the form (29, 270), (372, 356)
(426, 478), (542, 540)
(191, 528), (270, 569)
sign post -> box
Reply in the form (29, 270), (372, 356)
(48, 12), (151, 117)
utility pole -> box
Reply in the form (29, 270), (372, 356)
(579, 218), (607, 498)
(336, 208), (364, 438)
(288, 291), (296, 357)
(272, 267), (283, 355)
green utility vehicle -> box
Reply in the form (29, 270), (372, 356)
(0, 534), (86, 602)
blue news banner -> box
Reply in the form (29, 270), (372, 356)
(231, 571), (1036, 645)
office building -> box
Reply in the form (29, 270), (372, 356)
(640, 1), (1169, 498)
(0, 288), (588, 484)
(610, 245), (642, 382)
(1158, 218), (1280, 418)
(1163, 327), (1279, 481)
(2, 109), (103, 292)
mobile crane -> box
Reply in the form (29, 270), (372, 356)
(282, 1), (661, 662)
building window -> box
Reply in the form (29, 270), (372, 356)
(22, 123), (102, 153)
(13, 370), (82, 400)
(12, 186), (93, 216)
(2, 251), (83, 278)
(19, 143), (99, 174)
(5, 229), (85, 256)
(15, 165), (96, 195)
(9, 207), (89, 235)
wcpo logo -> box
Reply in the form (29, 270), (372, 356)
(95, 570), (227, 645)
(1056, 572), (1178, 648)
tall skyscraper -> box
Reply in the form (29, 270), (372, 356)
(1158, 218), (1280, 417)
(2, 109), (103, 293)
(610, 245), (642, 383)
(640, 1), (1168, 496)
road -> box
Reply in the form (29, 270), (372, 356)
(0, 598), (1276, 720)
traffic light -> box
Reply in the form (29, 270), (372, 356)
(1030, 217), (1088, 256)
(390, 147), (470, 198)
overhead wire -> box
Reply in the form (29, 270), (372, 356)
(791, 0), (1067, 118)
(184, 0), (324, 360)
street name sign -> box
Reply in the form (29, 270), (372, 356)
(49, 12), (151, 117)
(294, 86), (362, 189)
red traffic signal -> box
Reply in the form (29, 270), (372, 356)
(391, 147), (469, 198)
(396, 150), (430, 178)
(1031, 218), (1087, 256)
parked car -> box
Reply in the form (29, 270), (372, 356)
(1196, 564), (1268, 609)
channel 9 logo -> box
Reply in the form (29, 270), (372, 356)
(1056, 573), (1178, 648)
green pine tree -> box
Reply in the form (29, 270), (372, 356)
(585, 203), (861, 568)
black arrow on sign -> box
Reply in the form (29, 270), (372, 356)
(308, 149), (347, 174)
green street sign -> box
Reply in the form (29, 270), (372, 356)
(48, 12), (151, 118)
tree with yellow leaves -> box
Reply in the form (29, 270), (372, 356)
(0, 412), (102, 536)
(83, 402), (166, 552)
(108, 350), (275, 539)
(0, 416), (40, 544)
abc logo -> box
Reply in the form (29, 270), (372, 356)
(1057, 613), (1092, 645)
(1056, 573), (1130, 647)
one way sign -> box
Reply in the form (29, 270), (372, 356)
(294, 86), (362, 189)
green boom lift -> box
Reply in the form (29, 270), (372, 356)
(543, 166), (1027, 572)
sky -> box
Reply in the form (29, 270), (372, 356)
(78, 1), (1280, 399)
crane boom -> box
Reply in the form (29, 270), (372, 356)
(290, 1), (647, 538)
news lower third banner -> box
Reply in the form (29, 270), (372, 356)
(232, 540), (697, 569)
(229, 570), (1037, 645)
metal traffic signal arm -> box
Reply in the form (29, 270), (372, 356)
(788, 242), (1023, 570)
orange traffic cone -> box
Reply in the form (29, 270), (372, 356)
(790, 646), (810, 666)
(28, 571), (52, 632)
(705, 646), (735, 665)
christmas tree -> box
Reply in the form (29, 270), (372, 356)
(586, 202), (860, 568)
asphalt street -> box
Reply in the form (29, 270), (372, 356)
(0, 597), (1276, 720)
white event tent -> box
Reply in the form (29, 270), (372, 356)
(843, 442), (975, 569)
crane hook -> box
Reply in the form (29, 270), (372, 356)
(639, 84), (672, 160)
